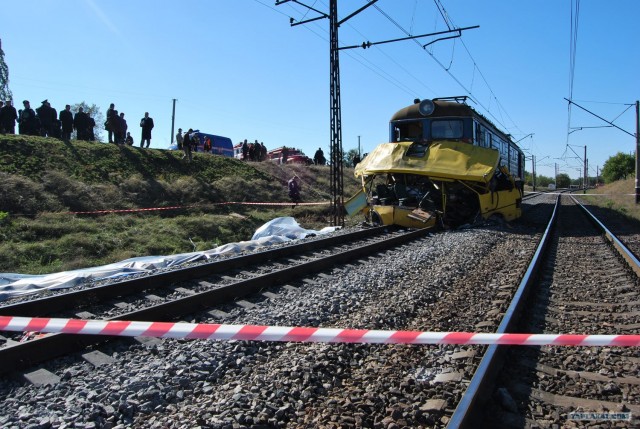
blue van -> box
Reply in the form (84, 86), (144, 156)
(190, 130), (234, 157)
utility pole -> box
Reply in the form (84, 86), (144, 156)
(583, 145), (587, 190)
(170, 98), (176, 145)
(636, 100), (639, 203)
(358, 135), (361, 157)
(276, 0), (478, 225)
(328, 0), (344, 226)
(531, 155), (536, 191)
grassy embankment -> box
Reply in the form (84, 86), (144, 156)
(0, 135), (361, 274)
(581, 177), (640, 221)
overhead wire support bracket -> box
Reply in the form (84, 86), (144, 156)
(564, 98), (635, 138)
(569, 125), (613, 134)
(339, 25), (478, 51)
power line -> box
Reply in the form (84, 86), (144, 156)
(565, 0), (580, 147)
(371, 2), (520, 137)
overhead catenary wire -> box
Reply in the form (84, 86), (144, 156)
(370, 1), (522, 138)
(266, 1), (526, 145)
(565, 0), (580, 149)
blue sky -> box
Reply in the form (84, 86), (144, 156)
(1, 0), (638, 179)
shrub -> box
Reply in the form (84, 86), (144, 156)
(0, 172), (64, 215)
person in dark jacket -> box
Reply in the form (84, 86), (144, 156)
(120, 113), (128, 144)
(241, 139), (249, 160)
(140, 112), (154, 148)
(0, 100), (18, 134)
(73, 107), (89, 140)
(106, 103), (116, 143)
(314, 147), (326, 165)
(36, 100), (55, 137)
(59, 104), (73, 140)
(288, 175), (301, 207)
(87, 113), (96, 141)
(182, 128), (193, 162)
(19, 100), (39, 136)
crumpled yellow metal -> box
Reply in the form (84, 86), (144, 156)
(354, 141), (499, 183)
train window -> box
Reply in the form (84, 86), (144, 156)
(431, 120), (463, 139)
(394, 120), (424, 142)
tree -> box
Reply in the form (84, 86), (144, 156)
(601, 152), (634, 183)
(556, 173), (571, 188)
(524, 171), (554, 188)
(0, 39), (12, 101)
(343, 148), (360, 166)
(71, 102), (104, 142)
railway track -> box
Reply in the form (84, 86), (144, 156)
(0, 225), (433, 375)
(0, 194), (636, 428)
(454, 194), (640, 428)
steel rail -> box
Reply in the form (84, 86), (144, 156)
(447, 194), (561, 428)
(0, 226), (432, 375)
(0, 226), (389, 317)
(570, 195), (640, 276)
(449, 194), (640, 427)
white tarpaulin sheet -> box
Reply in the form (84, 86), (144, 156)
(0, 217), (338, 302)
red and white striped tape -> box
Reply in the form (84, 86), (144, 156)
(62, 201), (330, 215)
(1, 316), (639, 346)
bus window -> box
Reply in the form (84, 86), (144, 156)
(406, 142), (428, 158)
(432, 120), (463, 139)
(394, 120), (424, 142)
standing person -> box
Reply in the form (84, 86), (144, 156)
(182, 128), (193, 162)
(139, 112), (154, 148)
(352, 153), (361, 167)
(191, 131), (199, 152)
(204, 136), (212, 153)
(241, 139), (249, 161)
(175, 128), (183, 150)
(48, 102), (58, 137)
(314, 147), (325, 165)
(288, 175), (301, 207)
(19, 100), (39, 136)
(106, 103), (116, 143)
(36, 100), (54, 137)
(0, 100), (17, 134)
(73, 106), (88, 140)
(86, 113), (96, 141)
(260, 142), (267, 161)
(59, 104), (73, 140)
(116, 112), (127, 144)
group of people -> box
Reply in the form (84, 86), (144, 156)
(175, 128), (199, 162)
(105, 103), (154, 148)
(0, 99), (97, 140)
(240, 139), (268, 162)
(0, 99), (155, 147)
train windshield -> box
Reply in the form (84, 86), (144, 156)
(393, 120), (424, 142)
(431, 119), (463, 139)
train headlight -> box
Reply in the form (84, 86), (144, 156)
(418, 99), (435, 116)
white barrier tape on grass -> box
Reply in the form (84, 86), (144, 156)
(1, 317), (639, 346)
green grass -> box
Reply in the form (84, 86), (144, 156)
(0, 135), (362, 274)
(583, 177), (640, 221)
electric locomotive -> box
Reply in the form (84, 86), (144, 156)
(349, 97), (524, 228)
